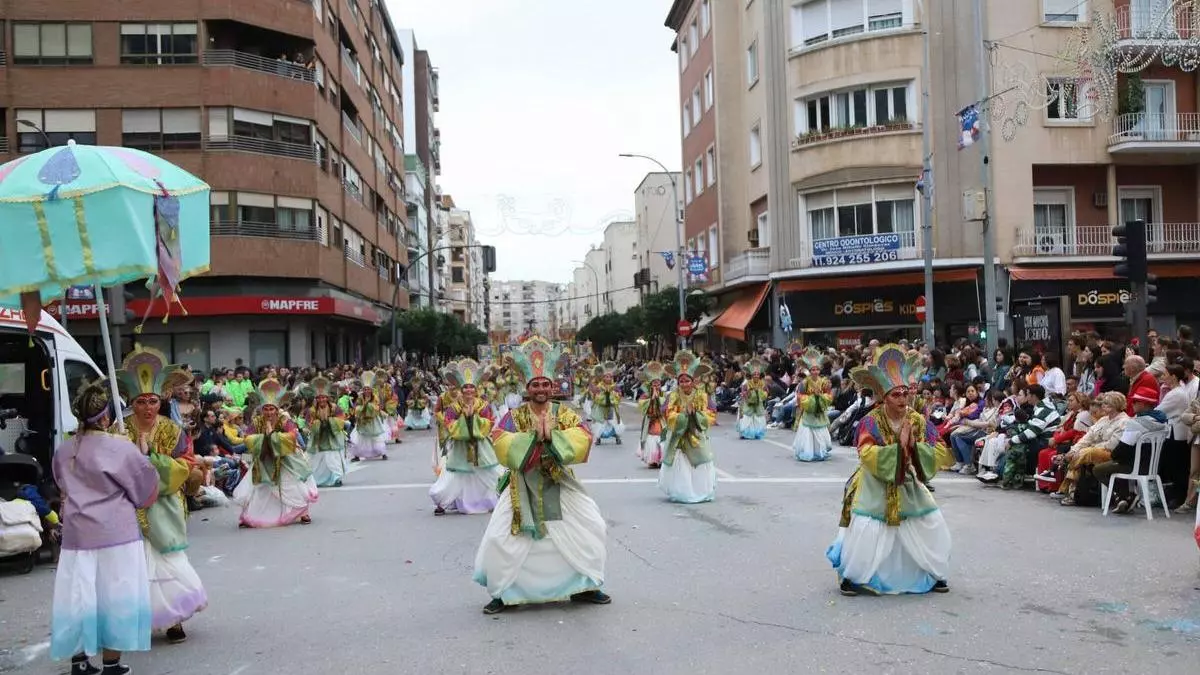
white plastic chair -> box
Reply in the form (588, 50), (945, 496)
(1101, 429), (1170, 520)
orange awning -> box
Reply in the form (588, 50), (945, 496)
(777, 268), (977, 292)
(1010, 264), (1200, 281)
(712, 283), (770, 341)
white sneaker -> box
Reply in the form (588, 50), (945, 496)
(949, 462), (964, 472)
(977, 471), (999, 482)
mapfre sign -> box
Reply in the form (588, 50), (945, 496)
(260, 298), (323, 312)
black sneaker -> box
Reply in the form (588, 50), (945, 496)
(166, 624), (187, 644)
(381, 454), (389, 460)
(839, 578), (879, 597)
(482, 598), (506, 614)
(933, 580), (950, 593)
(71, 657), (101, 675)
(101, 663), (131, 675)
(570, 590), (612, 605)
(433, 506), (446, 516)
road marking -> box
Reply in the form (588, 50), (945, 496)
(715, 467), (737, 480)
(329, 475), (974, 491)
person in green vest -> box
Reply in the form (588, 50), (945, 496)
(226, 370), (254, 409)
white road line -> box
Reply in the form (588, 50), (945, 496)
(328, 475), (973, 491)
(715, 467), (737, 480)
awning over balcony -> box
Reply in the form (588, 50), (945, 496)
(1009, 264), (1200, 281)
(712, 282), (770, 341)
(777, 268), (977, 292)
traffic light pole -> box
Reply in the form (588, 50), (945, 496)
(1112, 219), (1152, 358)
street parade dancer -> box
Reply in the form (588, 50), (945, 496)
(432, 380), (460, 476)
(348, 371), (388, 461)
(659, 350), (718, 503)
(116, 347), (207, 645)
(304, 376), (349, 488)
(590, 362), (625, 444)
(702, 360), (720, 425)
(473, 335), (610, 614)
(794, 347), (834, 462)
(375, 368), (403, 442)
(404, 371), (433, 430)
(233, 379), (320, 528)
(429, 359), (505, 515)
(736, 357), (769, 440)
(827, 344), (951, 596)
(51, 378), (158, 675)
(637, 361), (668, 468)
(483, 367), (508, 422)
(572, 361), (590, 409)
(501, 362), (525, 412)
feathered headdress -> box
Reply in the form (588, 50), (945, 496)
(507, 334), (566, 384)
(639, 361), (667, 383)
(442, 358), (484, 388)
(849, 343), (919, 396)
(116, 345), (191, 400)
(592, 361), (618, 379)
(254, 378), (294, 409)
(743, 357), (767, 378)
(358, 370), (377, 390)
(665, 349), (711, 379)
(310, 375), (335, 399)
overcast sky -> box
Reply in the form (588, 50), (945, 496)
(386, 0), (680, 284)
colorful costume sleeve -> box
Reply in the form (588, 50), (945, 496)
(448, 404), (494, 441)
(856, 415), (903, 485)
(147, 451), (190, 497)
(491, 411), (534, 471)
(245, 426), (300, 458)
(548, 404), (592, 465)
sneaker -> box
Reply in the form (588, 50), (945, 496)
(949, 462), (964, 472)
(1174, 502), (1196, 515)
(72, 658), (101, 675)
(933, 580), (950, 593)
(958, 465), (974, 475)
(433, 506), (446, 516)
(166, 624), (187, 644)
(482, 598), (506, 614)
(101, 665), (131, 675)
(570, 590), (612, 605)
(976, 471), (1000, 483)
(1113, 499), (1132, 514)
(839, 578), (878, 597)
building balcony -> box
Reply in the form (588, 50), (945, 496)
(1113, 3), (1198, 50)
(343, 243), (367, 268)
(0, 137), (8, 154)
(0, 50), (6, 66)
(724, 248), (771, 281)
(205, 135), (317, 162)
(1013, 223), (1200, 258)
(203, 49), (315, 83)
(212, 220), (325, 243)
(789, 230), (921, 269)
(1109, 113), (1200, 155)
(792, 120), (918, 150)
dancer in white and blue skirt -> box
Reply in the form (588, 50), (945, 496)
(659, 350), (718, 503)
(793, 346), (834, 462)
(736, 357), (769, 440)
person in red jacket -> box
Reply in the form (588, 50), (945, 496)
(1124, 355), (1158, 416)
(1034, 392), (1096, 492)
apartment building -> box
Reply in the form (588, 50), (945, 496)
(444, 203), (488, 328)
(0, 0), (411, 368)
(633, 172), (685, 294)
(602, 220), (640, 313)
(488, 280), (564, 341)
(397, 29), (439, 308)
(670, 0), (1200, 348)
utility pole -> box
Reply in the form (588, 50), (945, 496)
(763, 0), (796, 349)
(919, 0), (935, 345)
(973, 0), (999, 355)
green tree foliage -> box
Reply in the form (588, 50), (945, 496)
(384, 308), (486, 357)
(576, 286), (710, 356)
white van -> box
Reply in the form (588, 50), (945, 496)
(0, 309), (104, 475)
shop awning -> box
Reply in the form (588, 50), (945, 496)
(777, 268), (977, 292)
(692, 313), (720, 335)
(712, 282), (770, 341)
(1009, 264), (1200, 280)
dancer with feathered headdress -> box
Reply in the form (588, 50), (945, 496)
(404, 371), (433, 430)
(232, 378), (320, 528)
(793, 347), (834, 461)
(736, 357), (769, 440)
(304, 376), (350, 487)
(826, 344), (951, 596)
(429, 359), (505, 515)
(659, 350), (718, 503)
(637, 361), (668, 467)
(590, 361), (625, 444)
(348, 370), (388, 461)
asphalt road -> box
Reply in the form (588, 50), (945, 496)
(2, 403), (1198, 675)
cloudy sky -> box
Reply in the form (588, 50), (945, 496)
(387, 0), (680, 284)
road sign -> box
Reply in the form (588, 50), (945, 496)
(915, 295), (927, 323)
(677, 319), (693, 337)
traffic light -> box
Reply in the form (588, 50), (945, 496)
(1112, 220), (1147, 282)
(108, 285), (137, 326)
(1145, 273), (1158, 304)
(481, 245), (497, 273)
(979, 328), (988, 341)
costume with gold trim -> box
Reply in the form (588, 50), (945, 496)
(348, 371), (388, 460)
(404, 371), (433, 430)
(304, 376), (349, 487)
(658, 350), (719, 503)
(430, 360), (505, 513)
(589, 361), (625, 443)
(736, 357), (769, 440)
(793, 347), (834, 461)
(636, 361), (668, 467)
(232, 379), (320, 528)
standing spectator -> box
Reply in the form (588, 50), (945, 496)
(1038, 353), (1067, 400)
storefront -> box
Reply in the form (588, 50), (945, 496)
(1009, 264), (1200, 340)
(778, 268), (982, 348)
(48, 294), (387, 371)
(707, 283), (771, 348)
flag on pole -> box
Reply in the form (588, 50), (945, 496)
(957, 105), (980, 149)
(659, 251), (675, 269)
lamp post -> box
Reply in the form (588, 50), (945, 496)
(619, 153), (686, 349)
(571, 259), (601, 321)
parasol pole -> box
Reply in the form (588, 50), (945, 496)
(93, 283), (125, 433)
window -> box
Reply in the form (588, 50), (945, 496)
(172, 333), (211, 373)
(121, 109), (202, 151)
(12, 23), (92, 65)
(452, 266), (465, 283)
(806, 185), (916, 243)
(704, 68), (714, 110)
(749, 124), (762, 167)
(1046, 78), (1094, 121)
(119, 23), (197, 64)
(705, 146), (716, 186)
(799, 82), (912, 133)
(1033, 188), (1072, 238)
(684, 169), (694, 203)
(701, 0), (712, 34)
(708, 225), (719, 268)
(694, 158), (704, 195)
(746, 40), (759, 86)
(15, 110), (96, 152)
(682, 107), (691, 136)
(248, 331), (287, 370)
(756, 211), (771, 248)
(679, 38), (689, 72)
(792, 0), (906, 49)
(689, 20), (699, 54)
(691, 86), (702, 124)
(210, 192), (231, 223)
(277, 197), (314, 235)
(1043, 0), (1086, 23)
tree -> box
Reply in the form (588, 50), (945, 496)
(577, 312), (633, 354)
(387, 308), (486, 358)
(640, 286), (710, 344)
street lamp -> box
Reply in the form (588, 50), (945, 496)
(619, 153), (686, 349)
(571, 260), (600, 320)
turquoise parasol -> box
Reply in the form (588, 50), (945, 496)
(0, 140), (210, 313)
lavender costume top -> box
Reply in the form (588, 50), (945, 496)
(52, 432), (159, 551)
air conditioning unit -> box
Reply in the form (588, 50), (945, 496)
(1093, 192), (1107, 208)
(747, 229), (760, 246)
(1036, 232), (1067, 255)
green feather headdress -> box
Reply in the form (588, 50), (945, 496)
(507, 334), (566, 384)
(850, 343), (919, 395)
(442, 358), (485, 388)
(665, 349), (711, 379)
(116, 345), (191, 400)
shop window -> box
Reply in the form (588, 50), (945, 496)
(249, 331), (287, 369)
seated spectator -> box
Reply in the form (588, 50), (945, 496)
(1034, 391), (1095, 493)
(940, 382), (982, 444)
(996, 384), (1062, 489)
(1095, 381), (1166, 513)
(975, 382), (1026, 479)
(950, 387), (1004, 474)
(1058, 391), (1129, 505)
(1155, 363), (1192, 507)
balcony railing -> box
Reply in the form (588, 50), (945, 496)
(205, 135), (317, 162)
(793, 120), (917, 149)
(342, 112), (363, 144)
(724, 248), (771, 281)
(1109, 112), (1200, 148)
(377, 263), (390, 280)
(0, 138), (9, 154)
(341, 49), (362, 86)
(344, 244), (366, 267)
(0, 50), (7, 66)
(203, 49), (315, 83)
(1013, 223), (1200, 257)
(1115, 4), (1197, 41)
(212, 220), (323, 242)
